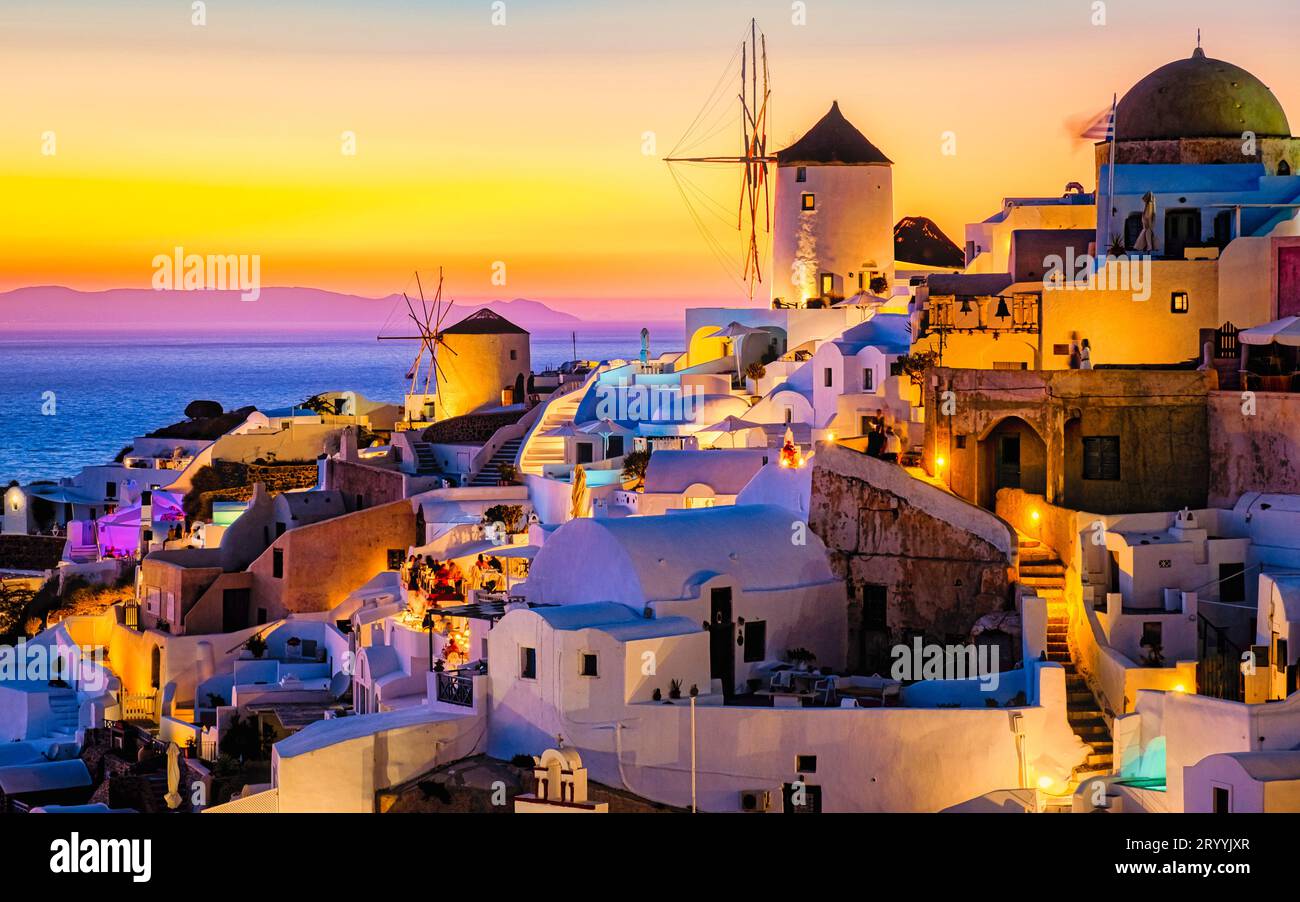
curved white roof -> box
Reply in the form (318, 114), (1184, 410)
(735, 460), (813, 516)
(526, 504), (836, 606)
(643, 449), (770, 495)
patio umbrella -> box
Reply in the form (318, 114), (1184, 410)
(578, 418), (634, 436)
(1133, 192), (1156, 253)
(701, 415), (764, 448)
(165, 742), (182, 810)
(570, 466), (590, 520)
(543, 423), (583, 438)
(1239, 316), (1300, 347)
(711, 322), (769, 381)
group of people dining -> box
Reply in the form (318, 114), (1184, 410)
(403, 552), (507, 604)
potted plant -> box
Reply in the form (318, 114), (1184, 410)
(433, 658), (446, 673)
(244, 634), (267, 660)
(784, 647), (817, 672)
(668, 678), (683, 700)
(652, 687), (662, 702)
(286, 636), (301, 657)
(497, 463), (518, 486)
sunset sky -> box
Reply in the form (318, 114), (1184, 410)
(2, 0), (1296, 318)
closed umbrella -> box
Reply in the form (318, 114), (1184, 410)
(570, 466), (590, 520)
(165, 741), (182, 810)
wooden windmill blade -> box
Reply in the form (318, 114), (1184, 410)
(402, 293), (429, 385)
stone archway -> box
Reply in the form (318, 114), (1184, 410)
(976, 416), (1047, 510)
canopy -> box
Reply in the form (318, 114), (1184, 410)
(544, 423), (584, 438)
(1240, 316), (1300, 347)
(701, 415), (763, 433)
(711, 321), (768, 339)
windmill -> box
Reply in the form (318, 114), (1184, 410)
(664, 18), (775, 301)
(377, 268), (459, 421)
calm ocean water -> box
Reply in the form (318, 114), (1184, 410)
(0, 328), (677, 485)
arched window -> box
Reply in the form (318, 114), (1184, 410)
(1280, 160), (1292, 177)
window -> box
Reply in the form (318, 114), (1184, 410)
(889, 361), (903, 377)
(105, 481), (117, 500)
(784, 407), (793, 424)
(1082, 436), (1121, 481)
(1171, 291), (1190, 314)
(862, 368), (873, 391)
(1140, 621), (1162, 650)
(819, 273), (833, 296)
(509, 349), (517, 360)
(801, 193), (815, 211)
(743, 620), (767, 663)
(576, 442), (594, 464)
(1219, 562), (1246, 604)
(275, 521), (287, 538)
(1280, 161), (1292, 177)
(795, 755), (817, 774)
(1277, 638), (1289, 673)
(992, 361), (1028, 370)
(863, 584), (888, 630)
(387, 549), (405, 571)
(520, 646), (537, 680)
(1213, 786), (1231, 814)
(782, 782), (823, 814)
(823, 367), (834, 387)
(955, 435), (967, 449)
(272, 548), (284, 579)
(796, 166), (807, 182)
(580, 653), (598, 677)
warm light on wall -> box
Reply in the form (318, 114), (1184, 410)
(1030, 510), (1041, 524)
(935, 456), (946, 469)
(1036, 775), (1054, 790)
(1173, 683), (1186, 693)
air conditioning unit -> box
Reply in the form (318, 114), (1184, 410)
(739, 789), (771, 813)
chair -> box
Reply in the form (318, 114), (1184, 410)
(813, 678), (838, 707)
(769, 670), (793, 692)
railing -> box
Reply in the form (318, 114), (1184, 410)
(120, 690), (157, 721)
(1215, 322), (1239, 360)
(123, 602), (141, 631)
(436, 672), (474, 707)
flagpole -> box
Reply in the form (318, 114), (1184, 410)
(1103, 93), (1117, 256)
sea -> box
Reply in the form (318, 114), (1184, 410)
(0, 327), (676, 485)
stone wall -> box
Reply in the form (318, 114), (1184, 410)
(325, 458), (407, 507)
(809, 442), (1015, 673)
(0, 534), (64, 571)
(1208, 390), (1300, 506)
(925, 367), (1212, 515)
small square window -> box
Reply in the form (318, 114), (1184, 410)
(1171, 292), (1189, 314)
(580, 653), (599, 677)
(520, 646), (537, 680)
(801, 193), (815, 211)
(796, 754), (817, 773)
(796, 167), (807, 183)
(955, 435), (967, 449)
(509, 349), (517, 360)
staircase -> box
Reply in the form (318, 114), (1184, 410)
(46, 691), (79, 736)
(468, 437), (524, 487)
(519, 383), (588, 476)
(409, 442), (439, 475)
(1017, 533), (1113, 804)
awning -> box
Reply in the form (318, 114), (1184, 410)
(25, 486), (102, 506)
(1240, 316), (1300, 347)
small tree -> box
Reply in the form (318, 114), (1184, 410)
(621, 449), (651, 489)
(744, 361), (767, 382)
(483, 504), (525, 534)
(869, 275), (889, 296)
(896, 350), (940, 407)
(300, 394), (333, 415)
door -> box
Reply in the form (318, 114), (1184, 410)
(996, 435), (1021, 490)
(1164, 209), (1201, 260)
(1279, 246), (1300, 318)
(576, 442), (594, 464)
(222, 588), (250, 633)
(709, 587), (734, 696)
(606, 435), (624, 458)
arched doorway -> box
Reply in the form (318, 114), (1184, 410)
(512, 373), (525, 405)
(977, 416), (1047, 509)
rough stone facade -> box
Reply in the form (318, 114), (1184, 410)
(924, 367), (1213, 515)
(325, 458), (407, 507)
(1208, 390), (1300, 506)
(809, 443), (1015, 674)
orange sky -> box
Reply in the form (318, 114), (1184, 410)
(2, 0), (1296, 316)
